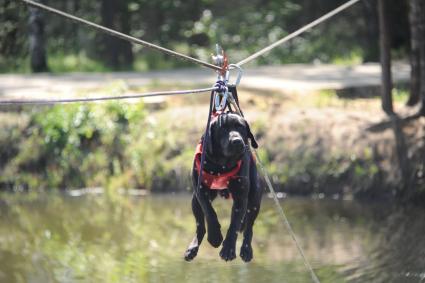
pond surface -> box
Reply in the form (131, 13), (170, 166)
(0, 192), (424, 283)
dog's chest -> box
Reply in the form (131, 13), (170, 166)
(194, 142), (242, 190)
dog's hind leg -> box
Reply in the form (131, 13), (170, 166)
(184, 193), (206, 261)
(240, 165), (263, 262)
(239, 199), (261, 262)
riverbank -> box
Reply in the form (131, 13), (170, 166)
(0, 81), (424, 200)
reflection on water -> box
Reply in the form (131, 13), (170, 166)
(0, 193), (424, 283)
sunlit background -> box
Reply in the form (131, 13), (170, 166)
(1, 0), (425, 282)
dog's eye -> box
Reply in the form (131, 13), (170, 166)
(235, 125), (246, 132)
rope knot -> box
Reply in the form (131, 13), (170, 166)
(214, 80), (227, 93)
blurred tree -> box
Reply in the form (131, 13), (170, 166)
(421, 1), (425, 116)
(99, 0), (133, 69)
(0, 0), (28, 71)
(378, 0), (393, 115)
(28, 0), (48, 72)
(407, 0), (421, 106)
(407, 0), (425, 116)
(361, 0), (379, 62)
(0, 0), (413, 72)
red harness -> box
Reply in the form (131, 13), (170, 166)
(194, 142), (242, 190)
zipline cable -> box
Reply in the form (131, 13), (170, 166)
(0, 87), (217, 105)
(19, 0), (221, 72)
(236, 0), (362, 66)
(20, 0), (362, 71)
(13, 0), (363, 106)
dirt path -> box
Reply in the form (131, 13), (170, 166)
(0, 63), (410, 101)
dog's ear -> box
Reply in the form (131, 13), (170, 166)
(245, 121), (258, 149)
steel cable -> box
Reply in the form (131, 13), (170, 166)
(0, 87), (217, 105)
(19, 0), (221, 72)
(236, 0), (362, 66)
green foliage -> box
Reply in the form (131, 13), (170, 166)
(1, 100), (146, 189)
(0, 82), (418, 194)
(331, 48), (363, 65)
(314, 90), (340, 108)
(0, 88), (198, 191)
(47, 52), (112, 73)
(0, 0), (410, 73)
(0, 99), (384, 194)
(392, 87), (410, 103)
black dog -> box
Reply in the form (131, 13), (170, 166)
(184, 112), (263, 262)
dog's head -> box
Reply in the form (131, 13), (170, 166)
(205, 113), (258, 163)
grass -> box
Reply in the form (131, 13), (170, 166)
(0, 51), (202, 74)
(47, 52), (112, 73)
(392, 87), (410, 103)
(0, 45), (387, 74)
(0, 56), (31, 74)
(331, 49), (363, 66)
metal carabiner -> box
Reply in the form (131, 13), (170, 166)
(214, 87), (228, 111)
(212, 44), (235, 111)
(228, 64), (243, 86)
(212, 44), (224, 67)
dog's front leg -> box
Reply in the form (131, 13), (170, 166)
(196, 188), (223, 248)
(220, 156), (250, 261)
(220, 179), (249, 261)
(192, 171), (223, 248)
(184, 193), (206, 261)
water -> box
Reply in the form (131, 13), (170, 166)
(0, 193), (424, 283)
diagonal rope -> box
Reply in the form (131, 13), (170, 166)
(19, 0), (221, 72)
(253, 150), (321, 283)
(236, 0), (362, 66)
(226, 96), (321, 283)
(0, 87), (217, 105)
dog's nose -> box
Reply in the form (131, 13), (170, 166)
(230, 138), (244, 149)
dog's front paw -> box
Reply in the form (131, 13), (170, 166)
(184, 246), (199, 261)
(207, 222), (223, 248)
(219, 239), (237, 261)
(240, 242), (253, 262)
(184, 236), (202, 261)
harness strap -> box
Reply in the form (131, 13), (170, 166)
(194, 142), (242, 190)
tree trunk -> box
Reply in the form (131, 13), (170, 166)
(28, 0), (48, 73)
(378, 0), (393, 115)
(118, 2), (133, 67)
(407, 0), (421, 106)
(100, 0), (133, 69)
(418, 0), (425, 115)
(362, 0), (379, 62)
(72, 0), (80, 50)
